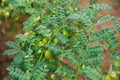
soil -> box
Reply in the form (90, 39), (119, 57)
(0, 33), (13, 80)
(0, 20), (23, 80)
(0, 1), (120, 80)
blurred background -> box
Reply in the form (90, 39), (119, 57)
(0, 0), (120, 80)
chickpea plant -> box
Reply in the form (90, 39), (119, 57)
(0, 0), (23, 35)
(3, 0), (120, 80)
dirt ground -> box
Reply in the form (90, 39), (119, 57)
(0, 0), (120, 80)
(0, 20), (23, 80)
(0, 33), (13, 79)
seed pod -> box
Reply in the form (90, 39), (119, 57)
(42, 38), (48, 45)
(51, 74), (56, 80)
(45, 50), (51, 59)
(38, 50), (42, 54)
(106, 75), (112, 80)
(54, 38), (59, 44)
(63, 30), (69, 37)
(82, 64), (85, 69)
(4, 12), (10, 18)
(74, 8), (78, 11)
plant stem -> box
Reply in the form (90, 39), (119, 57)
(75, 24), (96, 80)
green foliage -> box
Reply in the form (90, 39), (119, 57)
(2, 0), (120, 80)
(4, 41), (21, 55)
(84, 66), (104, 80)
(111, 0), (120, 2)
(56, 63), (76, 79)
